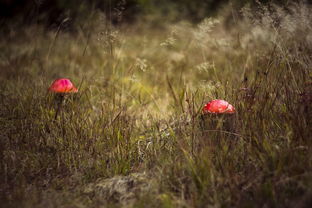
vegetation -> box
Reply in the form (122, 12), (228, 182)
(0, 0), (292, 26)
(0, 1), (311, 207)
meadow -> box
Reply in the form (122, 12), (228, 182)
(0, 2), (311, 207)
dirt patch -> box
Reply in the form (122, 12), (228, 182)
(83, 172), (156, 207)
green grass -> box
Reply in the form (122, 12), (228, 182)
(1, 2), (312, 207)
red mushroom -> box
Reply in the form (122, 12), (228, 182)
(200, 99), (236, 132)
(203, 99), (235, 114)
(49, 78), (78, 93)
(49, 78), (78, 119)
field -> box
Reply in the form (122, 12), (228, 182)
(0, 2), (311, 207)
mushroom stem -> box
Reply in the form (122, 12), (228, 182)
(54, 94), (65, 120)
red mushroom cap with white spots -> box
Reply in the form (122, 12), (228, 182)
(203, 99), (235, 114)
(48, 78), (78, 93)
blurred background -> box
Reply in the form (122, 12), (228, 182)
(0, 0), (294, 27)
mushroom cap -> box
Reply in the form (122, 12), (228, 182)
(203, 99), (235, 114)
(48, 78), (78, 93)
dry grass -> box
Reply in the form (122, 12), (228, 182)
(0, 2), (311, 207)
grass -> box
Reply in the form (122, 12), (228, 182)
(0, 2), (312, 207)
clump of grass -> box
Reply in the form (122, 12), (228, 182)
(1, 2), (312, 207)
